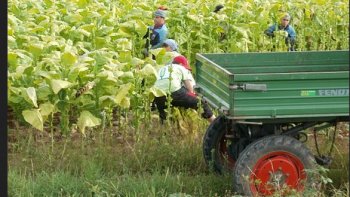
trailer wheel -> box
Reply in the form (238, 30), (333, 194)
(233, 135), (317, 196)
(203, 115), (238, 173)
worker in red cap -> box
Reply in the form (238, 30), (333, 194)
(173, 55), (192, 71)
(153, 55), (215, 123)
(172, 55), (196, 93)
(162, 39), (195, 92)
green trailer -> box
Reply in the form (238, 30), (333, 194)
(195, 50), (349, 196)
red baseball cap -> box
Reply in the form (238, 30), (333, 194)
(173, 55), (192, 71)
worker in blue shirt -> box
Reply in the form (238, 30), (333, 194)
(265, 13), (296, 51)
(143, 7), (169, 58)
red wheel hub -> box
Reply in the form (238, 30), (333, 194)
(250, 151), (306, 196)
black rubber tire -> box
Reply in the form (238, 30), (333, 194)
(202, 115), (233, 174)
(233, 135), (318, 196)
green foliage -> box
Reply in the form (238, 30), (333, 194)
(22, 109), (43, 131)
(51, 79), (74, 94)
(7, 0), (349, 193)
(7, 0), (349, 135)
(77, 111), (101, 135)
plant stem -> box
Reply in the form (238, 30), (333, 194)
(50, 113), (54, 154)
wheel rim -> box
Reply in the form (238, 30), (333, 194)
(218, 135), (236, 170)
(250, 151), (306, 196)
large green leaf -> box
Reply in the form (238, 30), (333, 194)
(186, 14), (204, 24)
(51, 79), (73, 94)
(15, 65), (34, 77)
(120, 97), (130, 108)
(8, 87), (23, 104)
(114, 29), (132, 38)
(134, 20), (148, 37)
(8, 52), (17, 67)
(140, 64), (157, 86)
(75, 0), (88, 8)
(131, 57), (144, 66)
(118, 50), (132, 63)
(231, 25), (249, 39)
(120, 20), (148, 37)
(63, 13), (83, 24)
(68, 63), (90, 81)
(115, 38), (132, 51)
(97, 70), (118, 83)
(79, 23), (95, 32)
(28, 43), (44, 57)
(77, 111), (101, 134)
(149, 86), (166, 97)
(150, 48), (165, 57)
(8, 14), (21, 27)
(140, 64), (157, 76)
(39, 102), (55, 117)
(93, 52), (109, 66)
(77, 29), (91, 37)
(8, 36), (17, 49)
(37, 84), (52, 100)
(22, 109), (43, 131)
(80, 55), (95, 63)
(61, 51), (77, 66)
(98, 26), (114, 37)
(23, 87), (38, 108)
(156, 51), (178, 65)
(99, 96), (116, 108)
(115, 83), (133, 108)
(95, 37), (108, 49)
(119, 71), (134, 83)
(118, 22), (133, 35)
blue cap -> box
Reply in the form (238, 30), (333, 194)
(163, 39), (178, 51)
(154, 9), (166, 18)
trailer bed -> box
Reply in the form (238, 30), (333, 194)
(195, 50), (349, 122)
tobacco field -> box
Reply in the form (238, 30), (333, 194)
(7, 0), (349, 196)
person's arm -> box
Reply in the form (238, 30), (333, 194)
(287, 26), (296, 51)
(183, 79), (194, 93)
(288, 26), (296, 41)
(180, 67), (195, 93)
(264, 25), (276, 37)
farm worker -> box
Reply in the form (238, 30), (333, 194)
(173, 55), (192, 73)
(163, 39), (194, 83)
(162, 39), (182, 56)
(264, 13), (296, 51)
(162, 38), (184, 62)
(163, 39), (195, 70)
(172, 55), (196, 93)
(162, 38), (193, 69)
(153, 56), (216, 123)
(213, 4), (224, 13)
(143, 7), (169, 58)
(150, 39), (190, 110)
(150, 39), (181, 110)
(212, 4), (228, 43)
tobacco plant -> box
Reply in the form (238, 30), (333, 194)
(8, 0), (349, 134)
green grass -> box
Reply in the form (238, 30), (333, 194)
(8, 120), (349, 196)
(9, 170), (235, 197)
